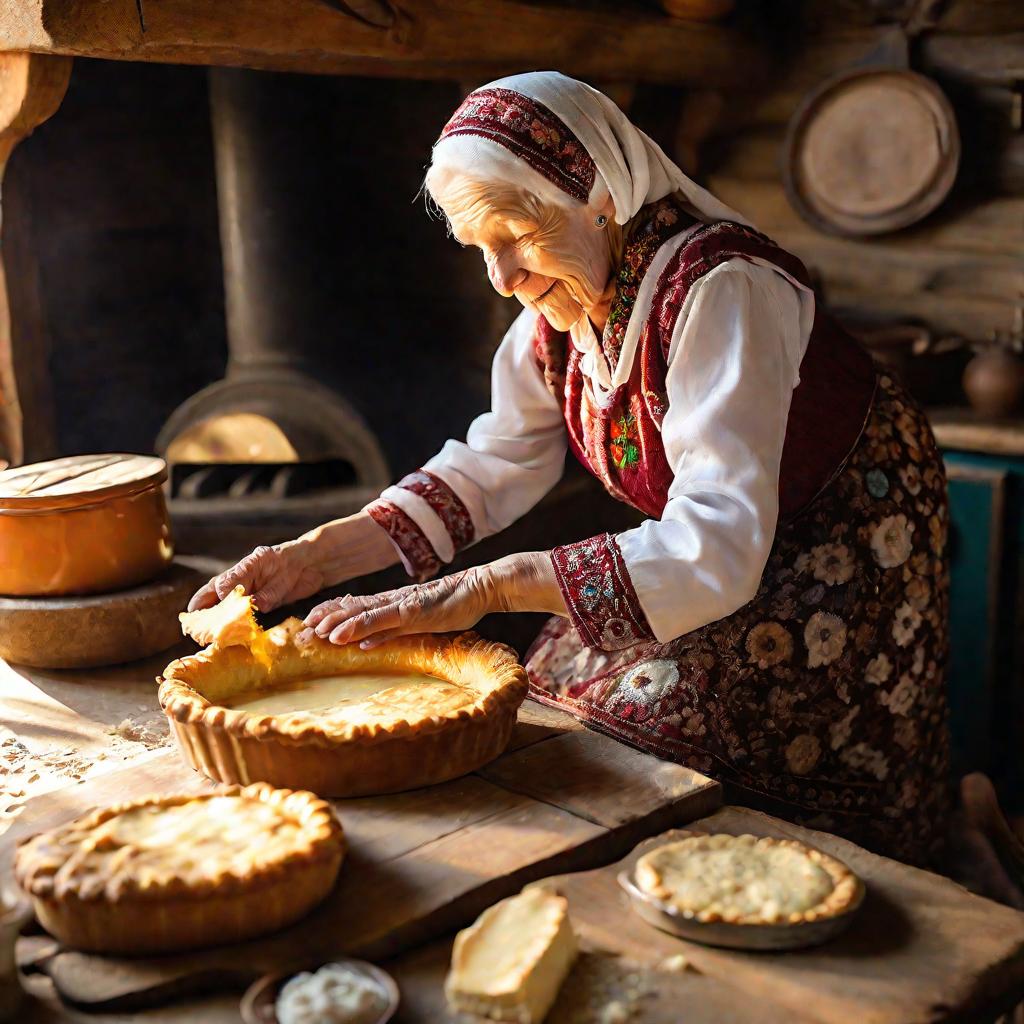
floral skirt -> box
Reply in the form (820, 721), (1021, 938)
(526, 373), (951, 866)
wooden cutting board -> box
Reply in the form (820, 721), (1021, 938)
(384, 806), (1024, 1024)
(8, 701), (721, 1014)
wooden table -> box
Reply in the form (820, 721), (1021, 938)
(6, 657), (1024, 1024)
(15, 804), (1024, 1023)
(5, 690), (721, 1021)
(0, 645), (188, 835)
(387, 806), (1024, 1024)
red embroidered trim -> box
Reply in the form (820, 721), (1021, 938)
(396, 470), (475, 553)
(439, 88), (596, 203)
(551, 533), (654, 651)
(365, 499), (440, 583)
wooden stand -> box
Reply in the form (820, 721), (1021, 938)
(0, 557), (214, 669)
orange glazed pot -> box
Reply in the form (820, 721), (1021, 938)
(0, 454), (174, 597)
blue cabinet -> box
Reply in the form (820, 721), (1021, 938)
(943, 449), (1024, 803)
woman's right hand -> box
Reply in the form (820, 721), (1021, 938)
(187, 540), (326, 613)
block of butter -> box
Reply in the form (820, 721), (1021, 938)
(445, 888), (578, 1023)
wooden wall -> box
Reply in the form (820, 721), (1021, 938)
(704, 0), (1024, 364)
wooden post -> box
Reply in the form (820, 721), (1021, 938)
(0, 52), (71, 467)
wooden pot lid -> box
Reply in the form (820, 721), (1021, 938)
(784, 68), (960, 236)
(0, 454), (167, 511)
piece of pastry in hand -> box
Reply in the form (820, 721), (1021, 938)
(445, 888), (578, 1023)
(14, 783), (344, 955)
(178, 584), (260, 649)
(634, 832), (862, 925)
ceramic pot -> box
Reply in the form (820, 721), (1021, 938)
(0, 454), (173, 597)
(962, 348), (1024, 418)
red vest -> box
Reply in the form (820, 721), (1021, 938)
(534, 220), (876, 522)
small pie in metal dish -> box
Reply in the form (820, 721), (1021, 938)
(633, 832), (863, 926)
(159, 614), (529, 797)
(13, 783), (344, 955)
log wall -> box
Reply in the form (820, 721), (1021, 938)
(704, 0), (1024, 352)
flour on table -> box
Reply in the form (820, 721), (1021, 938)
(550, 954), (655, 1023)
(110, 711), (169, 749)
(0, 711), (169, 835)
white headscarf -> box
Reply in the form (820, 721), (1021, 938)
(426, 71), (754, 402)
(428, 71), (751, 228)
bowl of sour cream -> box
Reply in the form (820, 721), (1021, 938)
(241, 958), (399, 1024)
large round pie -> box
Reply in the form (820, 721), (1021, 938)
(159, 617), (529, 797)
(634, 832), (863, 925)
(14, 783), (344, 955)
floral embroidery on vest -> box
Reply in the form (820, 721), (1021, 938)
(439, 88), (595, 202)
(610, 411), (639, 470)
(602, 197), (694, 374)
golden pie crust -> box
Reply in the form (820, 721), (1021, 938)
(634, 832), (863, 925)
(158, 618), (529, 797)
(178, 584), (262, 650)
(14, 783), (344, 955)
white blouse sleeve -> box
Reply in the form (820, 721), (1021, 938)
(367, 308), (567, 574)
(615, 258), (812, 643)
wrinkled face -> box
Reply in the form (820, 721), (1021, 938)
(435, 176), (617, 331)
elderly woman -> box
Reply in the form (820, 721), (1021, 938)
(190, 72), (950, 865)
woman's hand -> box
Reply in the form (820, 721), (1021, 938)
(304, 568), (494, 648)
(187, 540), (326, 613)
(304, 552), (567, 647)
(186, 511), (400, 614)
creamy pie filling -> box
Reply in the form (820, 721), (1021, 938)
(227, 672), (477, 727)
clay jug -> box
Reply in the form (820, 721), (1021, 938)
(963, 347), (1024, 418)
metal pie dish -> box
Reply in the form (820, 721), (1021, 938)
(618, 847), (865, 952)
(240, 958), (399, 1024)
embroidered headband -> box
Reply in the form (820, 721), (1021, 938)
(438, 88), (596, 204)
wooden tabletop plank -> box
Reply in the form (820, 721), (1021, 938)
(479, 727), (720, 829)
(384, 806), (1024, 1024)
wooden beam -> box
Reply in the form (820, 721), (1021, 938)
(0, 51), (71, 467)
(0, 0), (767, 88)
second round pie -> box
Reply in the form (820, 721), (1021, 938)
(634, 832), (862, 925)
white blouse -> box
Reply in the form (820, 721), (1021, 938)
(378, 256), (815, 644)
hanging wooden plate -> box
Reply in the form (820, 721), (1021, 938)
(784, 67), (960, 236)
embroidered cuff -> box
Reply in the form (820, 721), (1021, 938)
(365, 499), (441, 583)
(394, 470), (475, 554)
(550, 533), (655, 652)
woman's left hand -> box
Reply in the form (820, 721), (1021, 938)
(304, 567), (496, 648)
